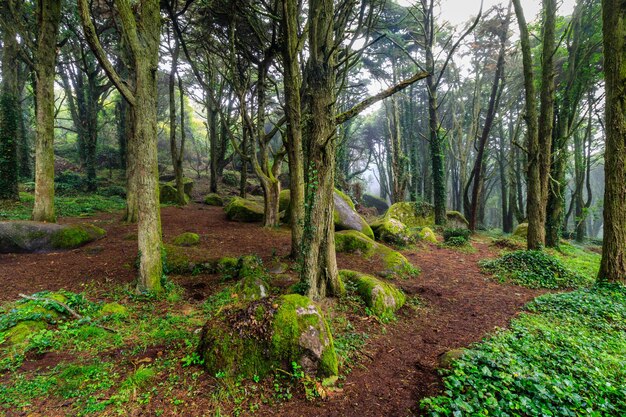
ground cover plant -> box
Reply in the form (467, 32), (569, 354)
(480, 249), (592, 289)
(421, 284), (626, 416)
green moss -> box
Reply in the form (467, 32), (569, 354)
(279, 189), (291, 212)
(335, 230), (377, 254)
(50, 224), (105, 249)
(165, 177), (194, 197)
(386, 201), (435, 227)
(160, 183), (189, 205)
(172, 232), (200, 247)
(379, 247), (420, 279)
(163, 244), (192, 274)
(5, 321), (46, 345)
(204, 193), (224, 206)
(513, 223), (528, 238)
(339, 270), (406, 318)
(99, 302), (128, 317)
(417, 227), (438, 244)
(224, 197), (264, 222)
(371, 217), (416, 246)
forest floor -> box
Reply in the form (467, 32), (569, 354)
(0, 201), (549, 416)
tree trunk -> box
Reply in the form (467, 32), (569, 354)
(0, 15), (20, 201)
(32, 0), (61, 222)
(301, 0), (343, 300)
(168, 42), (186, 205)
(599, 0), (626, 283)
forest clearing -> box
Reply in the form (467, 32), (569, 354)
(0, 0), (625, 416)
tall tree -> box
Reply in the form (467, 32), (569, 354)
(79, 0), (164, 292)
(599, 0), (626, 283)
(32, 0), (62, 222)
(512, 0), (556, 249)
(0, 2), (21, 201)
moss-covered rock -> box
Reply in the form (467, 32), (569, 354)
(172, 232), (200, 247)
(204, 193), (224, 206)
(222, 170), (240, 186)
(232, 256), (271, 301)
(513, 223), (528, 238)
(417, 227), (438, 244)
(439, 348), (466, 369)
(333, 190), (374, 240)
(99, 302), (128, 317)
(339, 270), (406, 318)
(163, 244), (195, 274)
(370, 217), (417, 246)
(385, 201), (435, 227)
(0, 221), (105, 253)
(446, 211), (469, 229)
(198, 294), (337, 379)
(362, 194), (389, 215)
(224, 197), (264, 222)
(160, 183), (189, 205)
(335, 230), (419, 279)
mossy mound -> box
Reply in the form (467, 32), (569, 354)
(0, 221), (105, 253)
(99, 302), (128, 318)
(198, 294), (338, 379)
(224, 197), (264, 222)
(339, 270), (406, 318)
(439, 348), (465, 369)
(335, 230), (420, 279)
(370, 217), (417, 246)
(232, 256), (271, 301)
(50, 224), (106, 249)
(333, 190), (374, 240)
(513, 223), (528, 238)
(160, 183), (189, 205)
(4, 321), (46, 345)
(362, 194), (389, 215)
(172, 232), (200, 247)
(204, 193), (224, 206)
(417, 227), (438, 244)
(446, 211), (469, 229)
(222, 170), (240, 186)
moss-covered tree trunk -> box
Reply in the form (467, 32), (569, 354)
(0, 14), (20, 201)
(168, 42), (187, 206)
(301, 0), (343, 300)
(281, 0), (306, 258)
(32, 0), (61, 222)
(599, 0), (626, 283)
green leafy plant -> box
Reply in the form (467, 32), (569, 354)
(480, 250), (591, 289)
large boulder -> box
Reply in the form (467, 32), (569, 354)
(339, 270), (405, 318)
(165, 177), (194, 197)
(333, 190), (374, 240)
(172, 232), (200, 247)
(224, 197), (264, 222)
(370, 217), (417, 246)
(0, 221), (105, 253)
(335, 230), (420, 279)
(198, 294), (338, 379)
(362, 194), (389, 215)
(446, 211), (469, 229)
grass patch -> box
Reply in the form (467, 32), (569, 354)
(421, 284), (626, 416)
(0, 192), (125, 220)
(480, 250), (592, 289)
(549, 241), (602, 279)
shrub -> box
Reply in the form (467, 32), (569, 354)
(480, 250), (590, 289)
(98, 185), (126, 198)
(222, 170), (240, 187)
(55, 171), (84, 196)
(444, 236), (468, 247)
(442, 228), (471, 242)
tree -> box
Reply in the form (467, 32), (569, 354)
(79, 0), (164, 292)
(0, 2), (21, 201)
(598, 0), (626, 283)
(512, 0), (556, 249)
(32, 0), (62, 222)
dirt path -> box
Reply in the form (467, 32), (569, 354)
(0, 204), (543, 416)
(261, 244), (543, 417)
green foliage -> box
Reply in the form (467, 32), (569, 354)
(222, 170), (240, 187)
(421, 284), (626, 416)
(0, 192), (125, 220)
(443, 236), (468, 247)
(442, 228), (471, 242)
(480, 250), (591, 289)
(55, 171), (86, 196)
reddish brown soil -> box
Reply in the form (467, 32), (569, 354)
(0, 204), (544, 416)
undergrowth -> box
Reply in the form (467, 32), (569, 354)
(480, 250), (592, 289)
(0, 192), (125, 220)
(421, 284), (626, 416)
